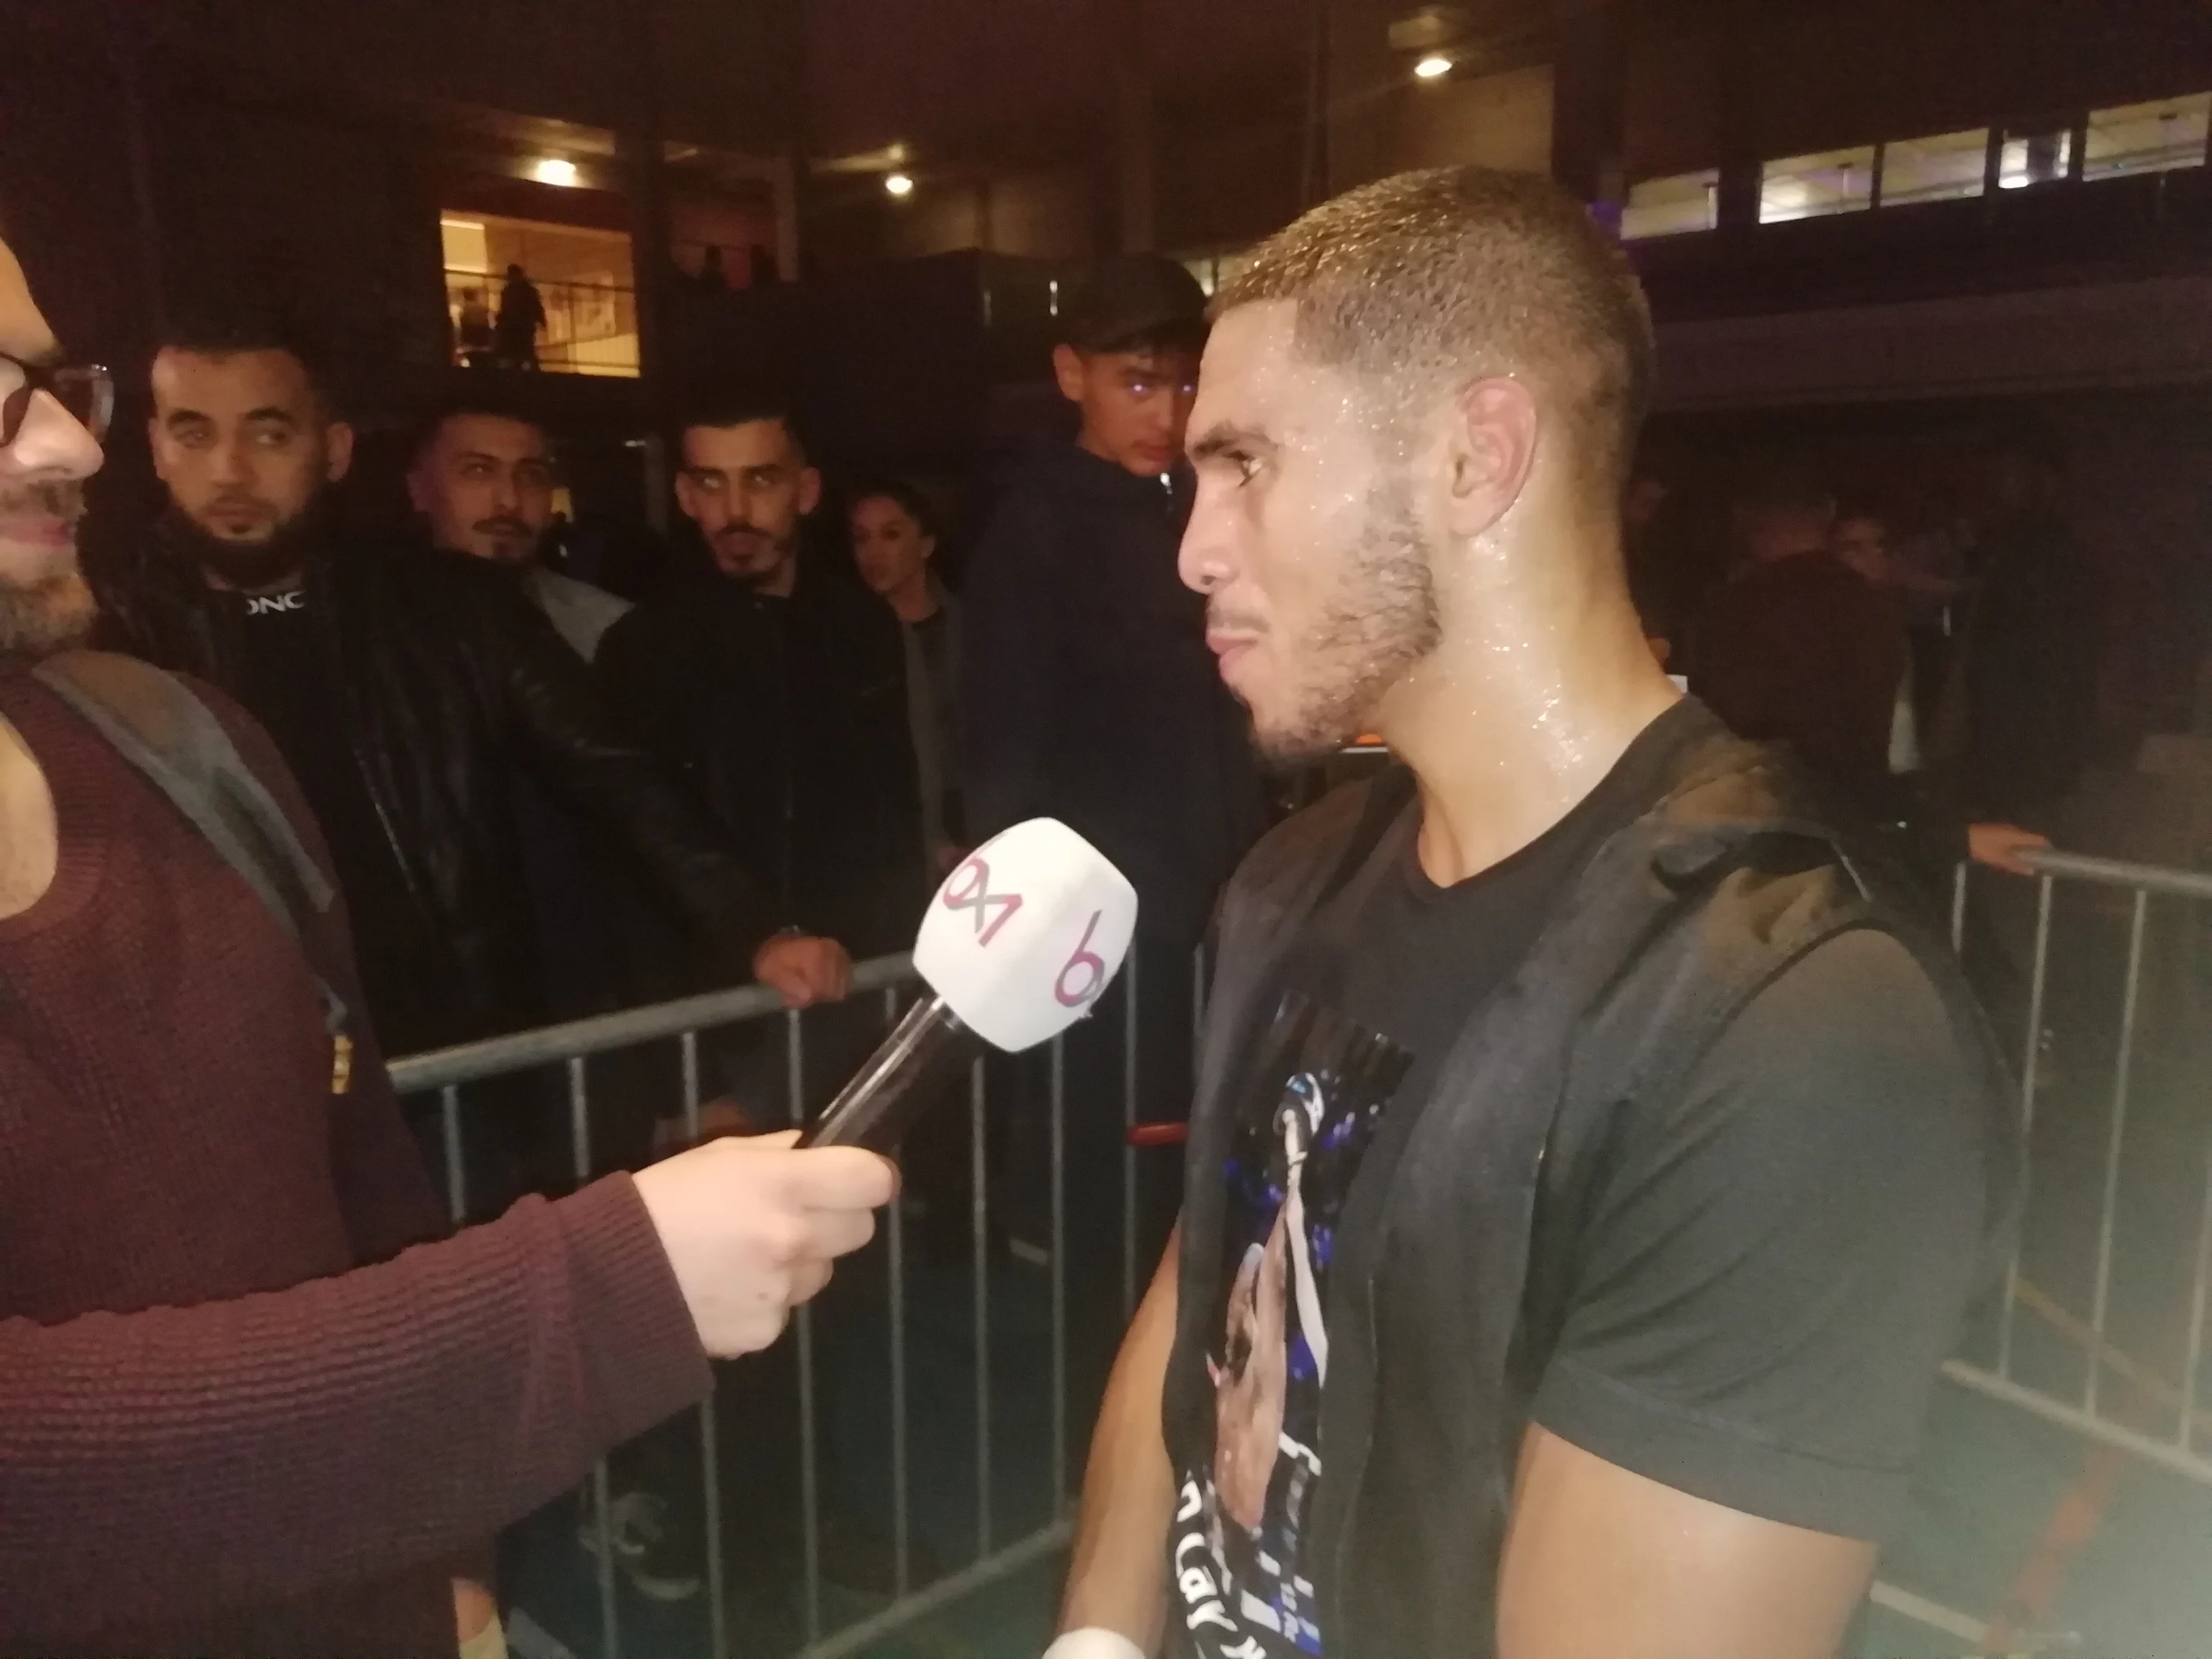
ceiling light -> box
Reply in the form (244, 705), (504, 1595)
(1414, 54), (1453, 79)
(885, 171), (915, 198)
(533, 157), (580, 187)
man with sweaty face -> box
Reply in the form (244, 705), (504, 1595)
(94, 315), (851, 1201)
(1048, 168), (2013, 1659)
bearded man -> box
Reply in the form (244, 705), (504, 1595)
(1047, 168), (2014, 1659)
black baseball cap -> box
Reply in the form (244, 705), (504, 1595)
(1059, 255), (1210, 354)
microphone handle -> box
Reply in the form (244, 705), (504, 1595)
(796, 992), (977, 1151)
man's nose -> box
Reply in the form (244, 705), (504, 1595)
(1179, 486), (1233, 596)
(490, 469), (521, 516)
(7, 388), (103, 484)
(210, 434), (252, 486)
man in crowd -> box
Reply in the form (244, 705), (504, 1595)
(963, 254), (1262, 987)
(598, 391), (923, 975)
(408, 395), (631, 662)
(961, 256), (1264, 1375)
(1053, 168), (2009, 1659)
(0, 218), (892, 1658)
(850, 477), (963, 874)
(94, 319), (849, 1199)
(1689, 461), (1909, 809)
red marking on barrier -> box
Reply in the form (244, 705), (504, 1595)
(1128, 1123), (1189, 1148)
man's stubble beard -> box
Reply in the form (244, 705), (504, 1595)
(161, 498), (321, 593)
(1253, 473), (1441, 766)
(0, 479), (96, 669)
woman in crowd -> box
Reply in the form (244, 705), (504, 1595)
(850, 479), (963, 873)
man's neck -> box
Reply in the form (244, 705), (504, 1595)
(204, 569), (305, 598)
(1378, 547), (1682, 889)
(743, 557), (798, 601)
(0, 714), (56, 921)
(886, 575), (939, 625)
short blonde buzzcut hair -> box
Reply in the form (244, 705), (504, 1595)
(1216, 166), (1657, 496)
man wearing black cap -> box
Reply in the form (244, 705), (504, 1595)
(962, 256), (1264, 1407)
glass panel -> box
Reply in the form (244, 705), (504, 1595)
(441, 210), (639, 378)
(1760, 146), (1876, 222)
(2084, 92), (2211, 179)
(1880, 129), (1989, 206)
(1997, 126), (2074, 189)
(1622, 168), (1719, 240)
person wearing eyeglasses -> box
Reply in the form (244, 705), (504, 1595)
(0, 230), (896, 1655)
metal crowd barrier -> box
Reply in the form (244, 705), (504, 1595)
(385, 840), (2212, 1658)
(388, 948), (1206, 1659)
(1940, 847), (2212, 1480)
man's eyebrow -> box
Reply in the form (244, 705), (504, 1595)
(243, 407), (300, 426)
(1189, 423), (1272, 462)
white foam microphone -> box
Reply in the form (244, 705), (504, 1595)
(797, 819), (1140, 1151)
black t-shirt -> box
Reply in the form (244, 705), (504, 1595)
(211, 590), (436, 1049)
(1168, 701), (1982, 1658)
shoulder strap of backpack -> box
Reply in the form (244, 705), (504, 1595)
(32, 651), (350, 1044)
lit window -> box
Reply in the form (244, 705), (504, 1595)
(441, 210), (640, 378)
(2083, 92), (2211, 179)
(1760, 146), (1876, 222)
(1621, 169), (1719, 240)
(1997, 126), (2073, 189)
(1879, 129), (1988, 207)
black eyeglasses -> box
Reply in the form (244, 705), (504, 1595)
(1, 354), (113, 449)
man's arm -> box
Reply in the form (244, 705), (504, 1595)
(1497, 1428), (1873, 1659)
(1059, 1230), (1181, 1653)
(0, 1135), (889, 1641)
(1503, 930), (1995, 1658)
(961, 496), (1063, 842)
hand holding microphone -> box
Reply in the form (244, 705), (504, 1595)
(800, 819), (1141, 1151)
(638, 821), (1136, 1358)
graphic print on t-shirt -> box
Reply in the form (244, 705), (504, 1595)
(1174, 992), (1411, 1658)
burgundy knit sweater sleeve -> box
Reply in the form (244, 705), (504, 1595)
(0, 1175), (712, 1633)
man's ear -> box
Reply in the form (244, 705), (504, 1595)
(1443, 378), (1539, 543)
(1052, 343), (1089, 407)
(325, 420), (357, 485)
(797, 465), (824, 518)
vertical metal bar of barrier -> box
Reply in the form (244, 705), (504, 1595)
(1997, 875), (2054, 1381)
(678, 1030), (729, 1659)
(2185, 1145), (2212, 1452)
(2085, 889), (2149, 1417)
(789, 1010), (822, 1643)
(1051, 1033), (1069, 1511)
(1950, 860), (1970, 955)
(571, 1056), (621, 1659)
(439, 1085), (466, 1225)
(884, 986), (912, 1599)
(971, 1057), (994, 1556)
(1123, 955), (1141, 1319)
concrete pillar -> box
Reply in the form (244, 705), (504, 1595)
(1550, 0), (1627, 220)
(1325, 0), (1397, 196)
(1106, 0), (1156, 251)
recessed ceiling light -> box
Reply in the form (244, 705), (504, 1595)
(1414, 55), (1453, 80)
(885, 172), (916, 197)
(533, 158), (580, 187)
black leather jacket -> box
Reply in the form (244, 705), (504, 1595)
(95, 524), (776, 1053)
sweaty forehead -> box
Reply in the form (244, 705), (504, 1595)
(152, 348), (318, 418)
(0, 238), (61, 364)
(1191, 302), (1363, 449)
